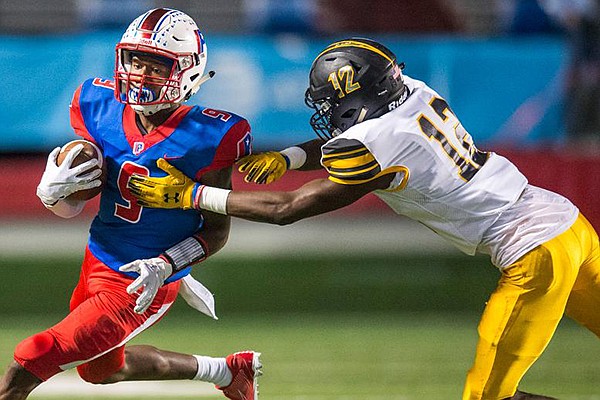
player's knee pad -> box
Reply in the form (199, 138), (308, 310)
(14, 332), (55, 361)
(14, 331), (60, 381)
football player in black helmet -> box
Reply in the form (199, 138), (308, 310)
(128, 37), (595, 400)
(305, 38), (407, 140)
(234, 37), (411, 185)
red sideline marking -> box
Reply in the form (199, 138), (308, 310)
(2, 149), (600, 230)
(0, 156), (389, 220)
(0, 156), (100, 220)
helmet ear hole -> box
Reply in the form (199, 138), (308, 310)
(349, 60), (362, 72)
(341, 109), (356, 119)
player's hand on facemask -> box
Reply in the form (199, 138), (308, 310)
(237, 152), (288, 184)
(36, 145), (102, 206)
(119, 257), (173, 314)
(128, 158), (198, 210)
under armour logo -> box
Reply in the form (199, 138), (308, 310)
(163, 193), (180, 203)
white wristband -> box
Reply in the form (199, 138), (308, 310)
(280, 146), (307, 170)
(195, 185), (231, 214)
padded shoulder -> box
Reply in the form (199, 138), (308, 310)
(321, 138), (382, 184)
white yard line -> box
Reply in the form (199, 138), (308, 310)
(30, 373), (409, 399)
(0, 216), (456, 258)
(31, 372), (217, 398)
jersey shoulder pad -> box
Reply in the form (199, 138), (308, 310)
(321, 137), (382, 185)
(79, 78), (116, 105)
(74, 78), (119, 123)
(191, 109), (253, 177)
(70, 78), (117, 144)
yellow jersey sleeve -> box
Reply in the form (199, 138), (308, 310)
(321, 138), (382, 185)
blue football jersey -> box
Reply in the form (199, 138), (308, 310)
(70, 78), (252, 282)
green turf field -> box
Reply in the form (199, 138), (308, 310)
(1, 314), (598, 399)
(1, 254), (599, 399)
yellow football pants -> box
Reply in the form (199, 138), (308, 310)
(463, 213), (600, 400)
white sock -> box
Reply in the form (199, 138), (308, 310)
(192, 355), (232, 387)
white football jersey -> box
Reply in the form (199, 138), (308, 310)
(321, 75), (578, 268)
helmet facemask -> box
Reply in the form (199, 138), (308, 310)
(304, 90), (341, 141)
(115, 48), (182, 115)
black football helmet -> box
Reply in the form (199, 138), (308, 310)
(305, 38), (407, 140)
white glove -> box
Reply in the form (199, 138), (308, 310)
(119, 257), (173, 314)
(36, 145), (103, 206)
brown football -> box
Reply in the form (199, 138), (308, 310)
(56, 139), (106, 201)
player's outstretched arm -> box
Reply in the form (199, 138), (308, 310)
(224, 176), (389, 224)
(129, 158), (393, 224)
(237, 139), (325, 184)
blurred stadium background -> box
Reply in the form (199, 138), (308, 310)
(1, 0), (600, 398)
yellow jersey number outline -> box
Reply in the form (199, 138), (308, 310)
(417, 97), (487, 182)
(328, 65), (361, 98)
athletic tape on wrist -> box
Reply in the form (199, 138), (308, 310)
(162, 237), (207, 272)
(280, 146), (307, 170)
(193, 185), (230, 214)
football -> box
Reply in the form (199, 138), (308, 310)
(56, 139), (106, 201)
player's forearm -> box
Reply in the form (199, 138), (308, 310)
(196, 178), (352, 224)
(226, 191), (305, 225)
(195, 213), (231, 255)
(225, 178), (344, 224)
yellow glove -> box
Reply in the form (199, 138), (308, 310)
(128, 158), (198, 210)
(237, 152), (288, 184)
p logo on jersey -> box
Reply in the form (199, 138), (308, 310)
(236, 132), (252, 159)
(133, 142), (145, 155)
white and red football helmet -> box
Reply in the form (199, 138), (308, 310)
(115, 8), (211, 115)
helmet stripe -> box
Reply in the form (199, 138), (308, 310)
(140, 8), (169, 38)
(317, 40), (394, 63)
(135, 10), (151, 30)
(152, 9), (176, 41)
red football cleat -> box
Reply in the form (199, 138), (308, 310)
(217, 351), (262, 400)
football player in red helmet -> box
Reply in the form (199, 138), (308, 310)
(128, 38), (600, 399)
(0, 8), (261, 400)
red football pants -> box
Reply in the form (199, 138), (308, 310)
(14, 247), (180, 382)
